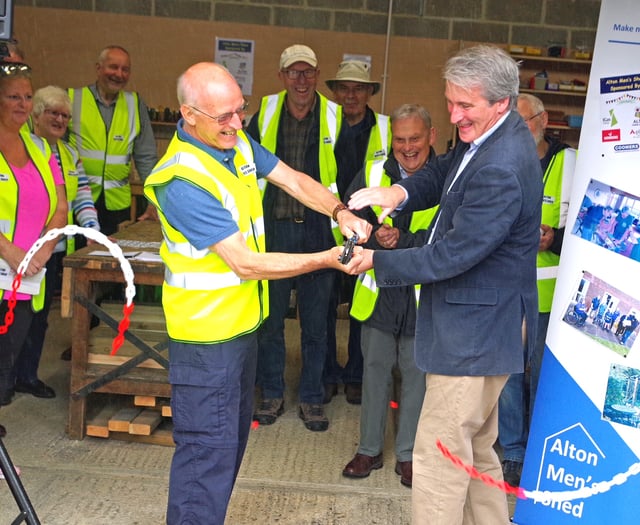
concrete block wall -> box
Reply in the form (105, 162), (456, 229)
(16, 0), (601, 51)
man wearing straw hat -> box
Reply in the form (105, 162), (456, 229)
(323, 59), (391, 406)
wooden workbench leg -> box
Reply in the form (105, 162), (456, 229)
(67, 276), (92, 440)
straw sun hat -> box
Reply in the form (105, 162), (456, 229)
(325, 60), (380, 95)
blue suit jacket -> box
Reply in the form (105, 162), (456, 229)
(373, 111), (543, 376)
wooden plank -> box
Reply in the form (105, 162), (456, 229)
(86, 405), (118, 438)
(134, 395), (157, 407)
(161, 404), (172, 418)
(129, 409), (162, 436)
(60, 267), (74, 318)
(100, 303), (166, 331)
(108, 407), (142, 432)
(88, 325), (168, 370)
(107, 428), (175, 447)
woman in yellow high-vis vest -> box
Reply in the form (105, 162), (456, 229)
(0, 63), (68, 438)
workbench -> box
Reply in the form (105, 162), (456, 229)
(61, 220), (171, 443)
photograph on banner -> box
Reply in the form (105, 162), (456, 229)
(562, 270), (639, 357)
(571, 178), (640, 260)
(600, 72), (640, 154)
(603, 363), (640, 429)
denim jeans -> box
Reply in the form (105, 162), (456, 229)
(323, 273), (363, 385)
(256, 220), (336, 404)
(498, 311), (550, 463)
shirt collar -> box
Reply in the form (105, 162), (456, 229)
(469, 110), (510, 151)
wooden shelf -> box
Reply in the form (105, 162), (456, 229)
(511, 54), (592, 66)
(520, 88), (586, 98)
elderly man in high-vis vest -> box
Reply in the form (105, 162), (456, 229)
(498, 93), (576, 487)
(246, 44), (357, 432)
(144, 62), (369, 525)
(323, 59), (392, 405)
(68, 45), (157, 235)
(341, 104), (437, 489)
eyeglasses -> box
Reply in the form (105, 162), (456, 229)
(188, 101), (249, 126)
(0, 62), (32, 77)
(282, 68), (317, 80)
(44, 108), (71, 121)
(523, 111), (543, 122)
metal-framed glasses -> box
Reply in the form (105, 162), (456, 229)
(282, 68), (317, 80)
(189, 101), (249, 126)
(524, 111), (543, 122)
(44, 108), (71, 121)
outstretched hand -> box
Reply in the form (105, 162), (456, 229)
(337, 210), (372, 244)
(347, 185), (406, 223)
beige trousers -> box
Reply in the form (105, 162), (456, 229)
(412, 374), (510, 525)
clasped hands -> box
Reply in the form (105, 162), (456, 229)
(330, 185), (406, 274)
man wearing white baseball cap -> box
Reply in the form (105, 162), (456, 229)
(247, 44), (356, 432)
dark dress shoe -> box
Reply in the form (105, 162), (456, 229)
(344, 383), (362, 405)
(0, 423), (6, 438)
(342, 453), (383, 478)
(0, 389), (14, 406)
(14, 380), (56, 399)
(395, 460), (412, 487)
(323, 383), (338, 404)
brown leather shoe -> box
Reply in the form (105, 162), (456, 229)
(342, 453), (383, 478)
(395, 460), (412, 487)
(344, 383), (362, 405)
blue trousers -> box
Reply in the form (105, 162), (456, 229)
(498, 312), (550, 463)
(256, 220), (335, 404)
(323, 273), (363, 385)
(166, 334), (257, 525)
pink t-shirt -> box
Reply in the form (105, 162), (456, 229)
(3, 154), (64, 301)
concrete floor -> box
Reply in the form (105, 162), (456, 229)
(0, 302), (515, 524)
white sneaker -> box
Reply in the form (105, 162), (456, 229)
(0, 466), (21, 479)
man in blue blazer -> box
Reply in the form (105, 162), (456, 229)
(348, 45), (543, 524)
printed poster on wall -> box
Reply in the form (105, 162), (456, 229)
(214, 37), (254, 96)
(515, 0), (640, 523)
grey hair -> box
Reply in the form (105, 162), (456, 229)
(98, 45), (130, 64)
(518, 93), (545, 114)
(32, 85), (71, 118)
(390, 103), (432, 129)
(444, 45), (520, 110)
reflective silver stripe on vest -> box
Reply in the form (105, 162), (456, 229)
(368, 160), (385, 187)
(377, 114), (390, 153)
(252, 216), (265, 238)
(325, 100), (338, 146)
(104, 178), (129, 190)
(359, 272), (377, 294)
(162, 151), (242, 223)
(259, 95), (280, 139)
(71, 89), (137, 160)
(537, 266), (559, 280)
(164, 268), (241, 290)
(165, 238), (209, 259)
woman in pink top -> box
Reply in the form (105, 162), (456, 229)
(0, 62), (67, 438)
